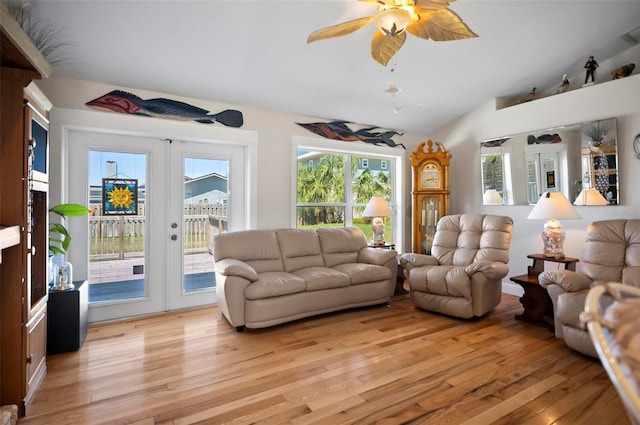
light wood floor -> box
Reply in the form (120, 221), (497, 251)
(21, 294), (630, 425)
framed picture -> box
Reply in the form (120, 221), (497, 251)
(102, 178), (138, 215)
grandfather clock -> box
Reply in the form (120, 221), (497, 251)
(410, 140), (451, 254)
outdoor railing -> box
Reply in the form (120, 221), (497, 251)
(89, 204), (226, 261)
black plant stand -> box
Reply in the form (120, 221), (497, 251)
(47, 280), (89, 355)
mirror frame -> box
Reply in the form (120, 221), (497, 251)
(480, 118), (618, 205)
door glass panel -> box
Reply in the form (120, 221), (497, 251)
(182, 157), (227, 293)
(88, 150), (147, 303)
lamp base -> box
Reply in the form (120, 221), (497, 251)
(541, 218), (566, 259)
(371, 217), (385, 246)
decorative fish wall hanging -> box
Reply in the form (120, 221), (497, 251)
(296, 120), (405, 149)
(86, 90), (244, 128)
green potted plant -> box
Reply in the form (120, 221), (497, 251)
(49, 203), (90, 289)
(49, 203), (91, 255)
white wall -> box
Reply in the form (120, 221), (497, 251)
(430, 73), (640, 294)
(36, 77), (425, 253)
(37, 68), (640, 295)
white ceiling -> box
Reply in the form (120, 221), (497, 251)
(31, 0), (640, 135)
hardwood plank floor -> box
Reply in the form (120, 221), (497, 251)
(20, 294), (629, 425)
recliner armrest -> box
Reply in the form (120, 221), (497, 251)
(399, 252), (439, 270)
(539, 270), (593, 292)
(214, 258), (258, 281)
(464, 261), (508, 280)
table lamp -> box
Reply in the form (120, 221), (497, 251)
(573, 188), (608, 205)
(527, 191), (581, 258)
(483, 189), (504, 205)
(363, 196), (393, 246)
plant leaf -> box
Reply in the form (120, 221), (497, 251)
(371, 31), (406, 66)
(307, 16), (375, 43)
(50, 203), (91, 217)
(408, 8), (477, 41)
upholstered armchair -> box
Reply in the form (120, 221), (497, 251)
(539, 219), (640, 358)
(400, 214), (513, 319)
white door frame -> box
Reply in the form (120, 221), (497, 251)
(52, 107), (257, 323)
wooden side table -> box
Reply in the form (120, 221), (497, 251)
(47, 280), (89, 355)
(510, 254), (579, 328)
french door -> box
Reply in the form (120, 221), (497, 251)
(67, 130), (246, 322)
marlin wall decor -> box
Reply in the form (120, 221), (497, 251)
(86, 90), (244, 127)
(296, 120), (405, 149)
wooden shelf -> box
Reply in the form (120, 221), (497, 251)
(0, 225), (20, 263)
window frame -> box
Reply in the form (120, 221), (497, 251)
(292, 136), (405, 248)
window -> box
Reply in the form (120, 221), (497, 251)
(295, 145), (398, 243)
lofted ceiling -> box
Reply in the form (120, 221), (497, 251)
(30, 0), (640, 135)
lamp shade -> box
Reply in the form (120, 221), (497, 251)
(483, 189), (503, 205)
(363, 197), (393, 217)
(527, 192), (581, 220)
(374, 8), (411, 35)
(573, 188), (608, 206)
(527, 191), (580, 259)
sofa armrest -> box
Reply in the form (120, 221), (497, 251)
(358, 247), (397, 266)
(464, 261), (509, 280)
(399, 252), (439, 270)
(539, 270), (593, 292)
(214, 258), (258, 281)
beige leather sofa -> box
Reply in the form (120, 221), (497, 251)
(212, 227), (398, 331)
(400, 214), (513, 319)
(539, 219), (640, 358)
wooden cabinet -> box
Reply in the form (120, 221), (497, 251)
(1, 8), (52, 416)
(409, 140), (451, 254)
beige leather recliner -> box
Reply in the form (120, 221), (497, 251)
(539, 219), (640, 358)
(400, 214), (513, 319)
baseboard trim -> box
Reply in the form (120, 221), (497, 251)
(502, 281), (524, 297)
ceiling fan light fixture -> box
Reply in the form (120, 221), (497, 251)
(374, 8), (412, 36)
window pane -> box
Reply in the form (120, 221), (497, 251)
(88, 150), (146, 303)
(297, 151), (345, 203)
(297, 207), (344, 228)
(351, 155), (391, 203)
(182, 157), (227, 293)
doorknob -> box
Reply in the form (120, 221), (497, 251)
(171, 235), (178, 241)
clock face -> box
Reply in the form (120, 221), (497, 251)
(421, 163), (441, 189)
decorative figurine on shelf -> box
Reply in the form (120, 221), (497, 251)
(584, 56), (599, 85)
(518, 87), (536, 103)
(552, 74), (570, 94)
(611, 63), (635, 79)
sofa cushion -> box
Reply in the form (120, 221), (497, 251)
(276, 229), (325, 272)
(318, 227), (367, 267)
(333, 263), (391, 285)
(292, 267), (350, 291)
(213, 230), (284, 273)
(244, 272), (306, 300)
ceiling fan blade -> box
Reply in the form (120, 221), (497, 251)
(371, 31), (406, 66)
(407, 8), (477, 41)
(307, 16), (375, 43)
(414, 0), (453, 10)
(359, 0), (408, 6)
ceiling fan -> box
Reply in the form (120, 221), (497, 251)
(307, 0), (477, 66)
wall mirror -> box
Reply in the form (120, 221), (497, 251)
(480, 118), (618, 205)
